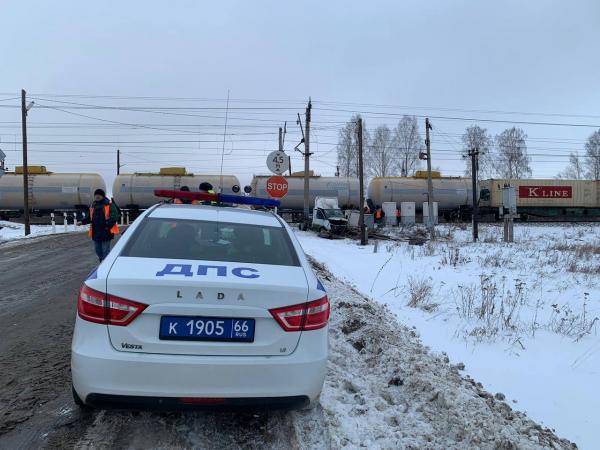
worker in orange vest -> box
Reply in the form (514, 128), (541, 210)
(374, 207), (384, 224)
(78, 189), (119, 262)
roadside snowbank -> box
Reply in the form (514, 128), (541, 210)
(297, 224), (597, 449)
(0, 221), (82, 244)
(309, 260), (574, 449)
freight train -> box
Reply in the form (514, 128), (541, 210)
(2, 166), (600, 221)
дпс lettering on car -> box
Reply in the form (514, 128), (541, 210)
(156, 263), (260, 279)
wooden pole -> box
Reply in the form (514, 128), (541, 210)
(21, 89), (30, 236)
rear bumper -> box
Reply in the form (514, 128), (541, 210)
(85, 393), (309, 411)
(71, 318), (327, 408)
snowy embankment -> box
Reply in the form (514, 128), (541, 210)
(0, 220), (82, 244)
(305, 260), (574, 449)
(297, 224), (598, 449)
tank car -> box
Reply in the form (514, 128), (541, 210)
(367, 175), (473, 212)
(0, 166), (106, 215)
(112, 168), (240, 209)
(250, 175), (360, 211)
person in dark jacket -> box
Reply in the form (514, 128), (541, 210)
(78, 189), (120, 262)
(199, 182), (217, 205)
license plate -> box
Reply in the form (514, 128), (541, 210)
(159, 316), (255, 342)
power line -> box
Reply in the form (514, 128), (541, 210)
(4, 92), (599, 121)
(313, 107), (600, 129)
(23, 102), (304, 123)
(311, 100), (600, 121)
(29, 97), (301, 111)
(0, 92), (307, 104)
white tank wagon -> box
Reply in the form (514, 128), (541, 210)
(0, 167), (106, 213)
(112, 168), (240, 209)
(367, 175), (473, 212)
(250, 175), (360, 210)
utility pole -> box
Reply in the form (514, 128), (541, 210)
(303, 98), (312, 227)
(21, 89), (31, 236)
(278, 127), (283, 151)
(425, 118), (435, 240)
(279, 126), (292, 176)
(469, 147), (479, 242)
(0, 148), (6, 177)
(117, 148), (121, 175)
(357, 118), (367, 245)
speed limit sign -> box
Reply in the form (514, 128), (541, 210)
(266, 151), (290, 175)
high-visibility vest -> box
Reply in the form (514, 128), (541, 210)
(174, 198), (199, 205)
(88, 202), (119, 238)
(207, 189), (217, 205)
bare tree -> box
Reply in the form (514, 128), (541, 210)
(461, 125), (494, 180)
(393, 115), (422, 176)
(367, 125), (397, 177)
(495, 127), (531, 178)
(336, 114), (367, 177)
(585, 130), (600, 180)
(556, 152), (586, 179)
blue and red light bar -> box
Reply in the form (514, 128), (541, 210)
(154, 189), (280, 207)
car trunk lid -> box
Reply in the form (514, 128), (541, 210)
(106, 257), (308, 356)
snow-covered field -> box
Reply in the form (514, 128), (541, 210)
(297, 224), (599, 449)
(0, 220), (82, 244)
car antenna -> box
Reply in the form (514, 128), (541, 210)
(218, 89), (230, 197)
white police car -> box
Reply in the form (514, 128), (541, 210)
(71, 203), (329, 409)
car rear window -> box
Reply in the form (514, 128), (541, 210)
(121, 218), (300, 266)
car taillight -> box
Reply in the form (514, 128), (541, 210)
(77, 284), (147, 326)
(270, 296), (330, 332)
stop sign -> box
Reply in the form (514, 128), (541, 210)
(266, 175), (288, 199)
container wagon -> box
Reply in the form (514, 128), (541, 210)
(0, 166), (106, 218)
(112, 167), (240, 210)
(479, 179), (600, 220)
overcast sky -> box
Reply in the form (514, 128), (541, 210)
(1, 0), (599, 190)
